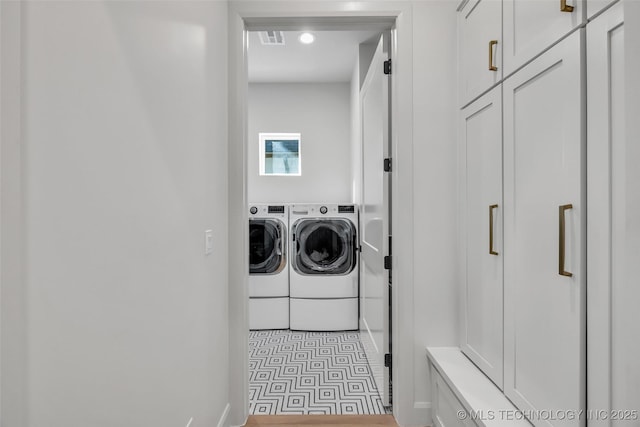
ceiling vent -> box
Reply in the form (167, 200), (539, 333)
(258, 31), (285, 46)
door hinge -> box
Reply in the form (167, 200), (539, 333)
(384, 255), (392, 270)
(384, 59), (392, 75)
(383, 158), (392, 172)
(384, 353), (392, 367)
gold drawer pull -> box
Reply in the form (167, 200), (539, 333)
(489, 40), (498, 71)
(559, 204), (573, 277)
(489, 204), (499, 255)
(561, 0), (574, 12)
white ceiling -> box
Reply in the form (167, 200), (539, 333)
(248, 30), (381, 83)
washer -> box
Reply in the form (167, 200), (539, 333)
(249, 204), (289, 330)
(289, 204), (359, 331)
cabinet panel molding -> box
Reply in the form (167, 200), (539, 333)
(586, 3), (625, 426)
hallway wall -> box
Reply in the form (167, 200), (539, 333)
(411, 0), (460, 412)
(248, 83), (352, 204)
(2, 2), (230, 426)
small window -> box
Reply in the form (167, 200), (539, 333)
(259, 133), (301, 176)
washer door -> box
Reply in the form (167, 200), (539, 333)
(292, 218), (357, 275)
(249, 219), (286, 274)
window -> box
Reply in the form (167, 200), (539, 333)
(259, 133), (301, 176)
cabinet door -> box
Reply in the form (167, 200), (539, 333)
(587, 0), (618, 21)
(503, 30), (585, 427)
(586, 4), (625, 426)
(503, 0), (584, 75)
(458, 0), (502, 106)
(431, 369), (479, 427)
(459, 86), (503, 389)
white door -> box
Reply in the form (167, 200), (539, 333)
(459, 86), (503, 389)
(360, 35), (391, 407)
(503, 30), (584, 427)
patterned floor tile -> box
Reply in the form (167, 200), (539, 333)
(249, 330), (386, 415)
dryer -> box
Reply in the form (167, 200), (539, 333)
(249, 204), (289, 330)
(289, 204), (359, 331)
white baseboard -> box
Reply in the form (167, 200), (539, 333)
(217, 403), (231, 427)
(414, 401), (431, 410)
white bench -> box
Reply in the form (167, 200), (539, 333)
(426, 347), (530, 427)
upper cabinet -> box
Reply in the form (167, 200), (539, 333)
(503, 0), (585, 75)
(587, 0), (618, 21)
(458, 0), (502, 106)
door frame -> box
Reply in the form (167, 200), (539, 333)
(228, 2), (416, 426)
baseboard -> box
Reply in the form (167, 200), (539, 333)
(217, 403), (231, 427)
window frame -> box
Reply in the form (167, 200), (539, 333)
(258, 132), (302, 176)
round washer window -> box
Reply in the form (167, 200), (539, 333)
(294, 219), (356, 275)
(249, 219), (285, 274)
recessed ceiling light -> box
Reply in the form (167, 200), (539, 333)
(299, 32), (315, 44)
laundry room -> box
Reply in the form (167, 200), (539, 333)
(246, 29), (392, 416)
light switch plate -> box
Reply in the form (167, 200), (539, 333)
(205, 230), (214, 255)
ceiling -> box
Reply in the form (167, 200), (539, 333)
(248, 30), (381, 83)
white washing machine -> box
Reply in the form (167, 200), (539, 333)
(248, 204), (289, 330)
(289, 204), (359, 331)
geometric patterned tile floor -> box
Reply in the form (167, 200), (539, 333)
(249, 330), (386, 415)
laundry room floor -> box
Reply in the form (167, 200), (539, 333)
(249, 330), (387, 415)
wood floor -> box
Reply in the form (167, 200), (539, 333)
(244, 415), (399, 427)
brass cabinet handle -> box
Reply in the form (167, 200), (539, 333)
(559, 204), (573, 277)
(560, 0), (574, 12)
(489, 204), (499, 255)
(489, 40), (498, 71)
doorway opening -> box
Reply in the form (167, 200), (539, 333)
(227, 4), (416, 425)
(246, 27), (392, 416)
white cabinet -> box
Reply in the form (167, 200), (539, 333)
(587, 0), (618, 21)
(586, 3), (625, 425)
(458, 0), (502, 106)
(431, 369), (478, 427)
(459, 86), (503, 389)
(503, 30), (585, 426)
(503, 0), (584, 75)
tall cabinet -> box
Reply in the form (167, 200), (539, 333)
(502, 30), (585, 421)
(458, 0), (588, 425)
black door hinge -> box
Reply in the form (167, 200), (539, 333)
(384, 255), (392, 270)
(384, 59), (392, 75)
(383, 158), (392, 172)
(384, 353), (392, 367)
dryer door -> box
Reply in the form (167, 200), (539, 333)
(249, 219), (286, 274)
(293, 218), (357, 275)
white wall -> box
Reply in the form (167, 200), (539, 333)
(411, 0), (460, 415)
(248, 83), (352, 204)
(2, 2), (230, 426)
(350, 61), (362, 205)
